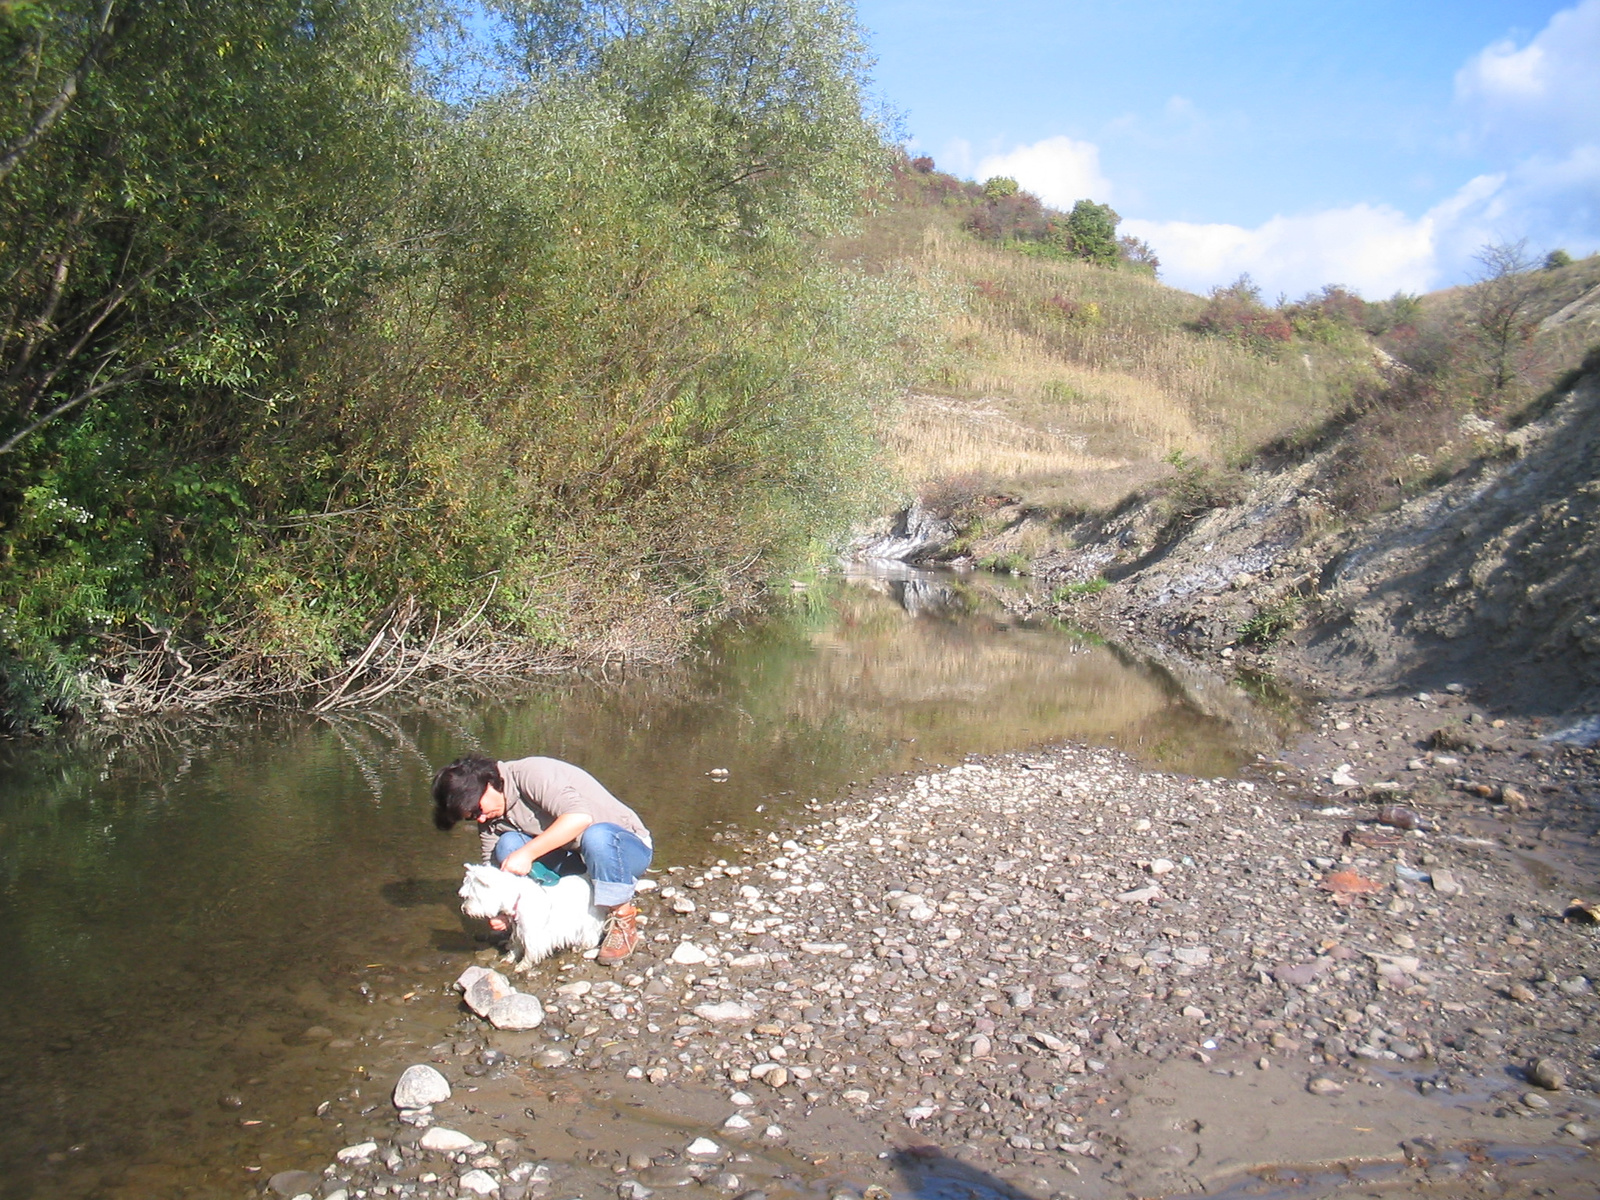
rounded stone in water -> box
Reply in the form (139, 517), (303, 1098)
(487, 992), (545, 1030)
(393, 1063), (451, 1109)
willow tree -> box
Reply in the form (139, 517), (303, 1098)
(0, 0), (921, 729)
(0, 0), (417, 723)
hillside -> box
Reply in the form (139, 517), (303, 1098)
(848, 168), (1600, 713)
(833, 161), (1386, 511)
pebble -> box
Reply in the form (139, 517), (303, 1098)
(686, 1137), (721, 1156)
(670, 943), (710, 965)
(1528, 1058), (1566, 1090)
(459, 1169), (500, 1195)
(694, 1002), (757, 1023)
(1307, 1077), (1346, 1096)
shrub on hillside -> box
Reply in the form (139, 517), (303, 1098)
(1284, 285), (1369, 343)
(1192, 275), (1293, 348)
(1118, 234), (1160, 276)
(1062, 200), (1120, 266)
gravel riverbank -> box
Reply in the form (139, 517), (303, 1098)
(278, 701), (1600, 1200)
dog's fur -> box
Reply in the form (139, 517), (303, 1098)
(458, 863), (606, 970)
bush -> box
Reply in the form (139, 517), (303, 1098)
(1192, 275), (1293, 348)
(1285, 285), (1370, 344)
(1238, 595), (1301, 646)
(1160, 449), (1248, 523)
(1050, 577), (1109, 602)
(0, 0), (922, 727)
(1062, 200), (1120, 266)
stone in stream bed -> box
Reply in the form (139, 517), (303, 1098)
(419, 1126), (484, 1152)
(268, 1170), (322, 1197)
(393, 1064), (451, 1109)
(487, 992), (545, 1030)
(1527, 1058), (1566, 1090)
(463, 969), (516, 1017)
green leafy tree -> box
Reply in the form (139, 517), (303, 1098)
(1063, 199), (1119, 265)
(0, 0), (924, 729)
(982, 175), (1018, 199)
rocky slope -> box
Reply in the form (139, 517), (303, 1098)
(871, 367), (1600, 721)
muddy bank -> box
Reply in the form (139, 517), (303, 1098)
(270, 708), (1599, 1200)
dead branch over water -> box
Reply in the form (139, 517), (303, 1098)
(86, 593), (696, 721)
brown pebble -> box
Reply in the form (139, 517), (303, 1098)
(1375, 805), (1428, 831)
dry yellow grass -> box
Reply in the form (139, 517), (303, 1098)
(846, 214), (1380, 504)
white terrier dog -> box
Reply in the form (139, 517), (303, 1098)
(458, 863), (606, 970)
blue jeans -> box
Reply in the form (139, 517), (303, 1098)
(491, 822), (653, 908)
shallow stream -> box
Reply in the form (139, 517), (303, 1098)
(0, 566), (1271, 1198)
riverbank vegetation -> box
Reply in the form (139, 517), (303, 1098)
(0, 0), (925, 730)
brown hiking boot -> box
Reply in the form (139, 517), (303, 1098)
(596, 903), (640, 965)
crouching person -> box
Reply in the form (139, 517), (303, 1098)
(432, 754), (653, 965)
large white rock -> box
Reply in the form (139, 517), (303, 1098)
(458, 1168), (500, 1195)
(670, 942), (710, 965)
(455, 965), (493, 992)
(393, 1064), (451, 1109)
(486, 993), (545, 1030)
(335, 1142), (378, 1164)
(420, 1126), (483, 1152)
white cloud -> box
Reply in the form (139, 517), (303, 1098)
(1129, 1), (1600, 297)
(1456, 0), (1600, 149)
(927, 4), (1599, 299)
(975, 136), (1112, 209)
(1123, 204), (1441, 300)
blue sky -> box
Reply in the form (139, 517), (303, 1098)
(855, 0), (1600, 297)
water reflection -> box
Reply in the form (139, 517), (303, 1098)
(0, 567), (1267, 1198)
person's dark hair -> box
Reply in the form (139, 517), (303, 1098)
(431, 754), (503, 831)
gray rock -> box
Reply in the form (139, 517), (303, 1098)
(1528, 1057), (1566, 1090)
(487, 993), (545, 1031)
(393, 1064), (451, 1109)
(1306, 1077), (1345, 1096)
(465, 970), (516, 1017)
(268, 1170), (321, 1197)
